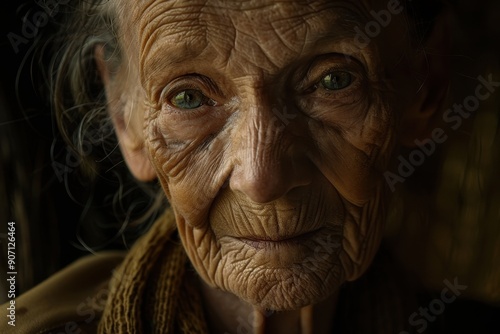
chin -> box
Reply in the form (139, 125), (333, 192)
(209, 225), (345, 311)
(240, 268), (345, 311)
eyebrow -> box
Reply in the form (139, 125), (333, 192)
(140, 40), (209, 100)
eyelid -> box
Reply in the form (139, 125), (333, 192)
(298, 54), (365, 92)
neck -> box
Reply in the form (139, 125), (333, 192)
(198, 278), (338, 334)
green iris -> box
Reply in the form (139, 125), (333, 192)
(320, 71), (352, 90)
(171, 90), (205, 109)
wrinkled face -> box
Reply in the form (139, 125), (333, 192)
(110, 0), (419, 310)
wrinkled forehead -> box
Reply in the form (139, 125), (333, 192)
(117, 0), (388, 43)
(119, 0), (384, 18)
(115, 0), (395, 50)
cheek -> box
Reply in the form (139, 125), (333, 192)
(144, 110), (232, 227)
(339, 186), (388, 281)
(175, 212), (224, 283)
(308, 93), (396, 205)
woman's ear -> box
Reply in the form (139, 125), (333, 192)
(94, 44), (157, 182)
(399, 8), (453, 147)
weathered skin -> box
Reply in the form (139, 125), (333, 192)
(96, 0), (444, 332)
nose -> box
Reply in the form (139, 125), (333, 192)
(229, 100), (311, 204)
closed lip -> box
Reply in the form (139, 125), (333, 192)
(236, 229), (322, 249)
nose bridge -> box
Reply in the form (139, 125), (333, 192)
(246, 100), (285, 155)
(230, 89), (303, 203)
(234, 80), (287, 154)
(243, 102), (284, 175)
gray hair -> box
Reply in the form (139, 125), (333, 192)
(47, 0), (165, 247)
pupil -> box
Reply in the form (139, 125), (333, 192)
(330, 75), (339, 88)
(171, 90), (205, 109)
(322, 72), (350, 90)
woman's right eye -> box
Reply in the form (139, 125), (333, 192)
(171, 89), (207, 109)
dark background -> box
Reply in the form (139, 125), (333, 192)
(1, 1), (499, 333)
(1, 0), (89, 292)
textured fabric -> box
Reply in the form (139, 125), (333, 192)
(0, 251), (125, 334)
(98, 208), (209, 333)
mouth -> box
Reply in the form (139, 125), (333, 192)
(218, 226), (341, 270)
(237, 229), (322, 249)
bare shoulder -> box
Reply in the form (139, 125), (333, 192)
(1, 251), (125, 334)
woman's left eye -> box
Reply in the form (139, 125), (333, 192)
(171, 89), (212, 109)
(320, 71), (352, 90)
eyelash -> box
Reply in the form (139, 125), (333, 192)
(298, 64), (366, 113)
(300, 53), (365, 91)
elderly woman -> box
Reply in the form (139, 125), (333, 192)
(2, 0), (451, 333)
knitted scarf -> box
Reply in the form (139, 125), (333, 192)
(98, 208), (208, 333)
